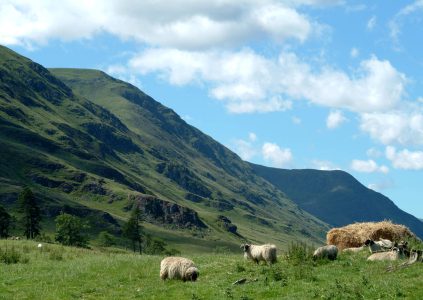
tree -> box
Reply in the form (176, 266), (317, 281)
(123, 205), (143, 253)
(0, 205), (12, 238)
(18, 187), (41, 239)
(55, 213), (88, 247)
(97, 231), (115, 247)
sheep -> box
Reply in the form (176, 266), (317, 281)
(378, 239), (393, 249)
(342, 246), (365, 253)
(240, 243), (277, 265)
(37, 243), (43, 249)
(364, 239), (384, 253)
(367, 247), (403, 261)
(313, 245), (338, 260)
(160, 257), (199, 282)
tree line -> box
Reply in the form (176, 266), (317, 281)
(0, 187), (178, 255)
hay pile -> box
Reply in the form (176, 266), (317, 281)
(327, 221), (415, 250)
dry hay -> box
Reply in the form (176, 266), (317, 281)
(326, 221), (415, 250)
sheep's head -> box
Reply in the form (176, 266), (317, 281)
(240, 244), (250, 252)
(364, 239), (374, 246)
(185, 267), (199, 282)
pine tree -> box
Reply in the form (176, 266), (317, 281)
(123, 205), (143, 253)
(18, 187), (41, 239)
(0, 205), (12, 238)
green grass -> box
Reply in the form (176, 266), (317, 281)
(1, 240), (423, 300)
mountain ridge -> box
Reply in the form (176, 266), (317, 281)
(250, 163), (423, 239)
(0, 45), (328, 251)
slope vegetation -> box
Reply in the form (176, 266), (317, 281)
(0, 45), (329, 250)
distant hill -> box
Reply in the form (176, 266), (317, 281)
(250, 164), (423, 239)
(0, 45), (329, 250)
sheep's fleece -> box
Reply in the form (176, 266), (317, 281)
(241, 244), (277, 264)
(160, 257), (199, 281)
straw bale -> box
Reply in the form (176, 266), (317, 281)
(326, 221), (415, 250)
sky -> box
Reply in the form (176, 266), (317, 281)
(1, 1), (423, 218)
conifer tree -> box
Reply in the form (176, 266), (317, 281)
(123, 205), (143, 253)
(18, 187), (41, 239)
(0, 205), (12, 238)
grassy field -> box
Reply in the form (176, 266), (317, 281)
(1, 240), (423, 299)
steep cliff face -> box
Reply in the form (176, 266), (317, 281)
(128, 195), (207, 229)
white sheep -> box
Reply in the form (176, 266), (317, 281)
(160, 257), (199, 282)
(342, 246), (365, 253)
(241, 243), (277, 265)
(313, 245), (338, 260)
(364, 239), (394, 253)
(367, 247), (402, 261)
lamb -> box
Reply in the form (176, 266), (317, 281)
(241, 243), (277, 265)
(367, 247), (403, 261)
(160, 257), (199, 282)
(342, 246), (365, 253)
(313, 245), (338, 260)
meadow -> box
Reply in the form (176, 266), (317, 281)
(1, 240), (423, 300)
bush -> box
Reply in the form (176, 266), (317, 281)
(0, 246), (28, 264)
(285, 241), (314, 265)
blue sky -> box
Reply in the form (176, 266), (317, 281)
(2, 1), (423, 218)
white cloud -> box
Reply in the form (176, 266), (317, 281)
(360, 110), (423, 145)
(389, 1), (423, 47)
(326, 110), (347, 129)
(350, 47), (359, 58)
(386, 146), (423, 170)
(311, 160), (340, 170)
(232, 139), (257, 161)
(129, 48), (406, 114)
(262, 142), (293, 167)
(0, 0), (319, 50)
(350, 159), (389, 173)
(366, 147), (382, 158)
(367, 16), (377, 30)
(248, 132), (257, 142)
(368, 179), (395, 191)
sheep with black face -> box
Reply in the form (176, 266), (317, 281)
(160, 257), (199, 282)
(241, 243), (277, 265)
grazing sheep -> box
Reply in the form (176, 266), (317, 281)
(241, 244), (277, 265)
(313, 245), (338, 260)
(367, 247), (403, 261)
(342, 246), (365, 253)
(160, 257), (199, 282)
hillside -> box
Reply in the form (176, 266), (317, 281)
(250, 164), (423, 238)
(0, 45), (329, 250)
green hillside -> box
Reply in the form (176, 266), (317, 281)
(250, 164), (423, 238)
(0, 45), (329, 251)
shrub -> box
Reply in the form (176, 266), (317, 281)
(285, 241), (314, 265)
(0, 246), (27, 264)
(97, 231), (115, 247)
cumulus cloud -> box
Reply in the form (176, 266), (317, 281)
(262, 142), (293, 167)
(350, 159), (389, 173)
(326, 110), (347, 129)
(128, 48), (406, 114)
(386, 146), (423, 170)
(360, 110), (423, 145)
(366, 147), (382, 158)
(0, 0), (319, 50)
